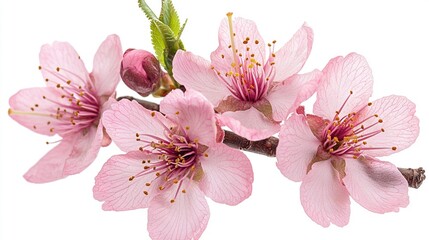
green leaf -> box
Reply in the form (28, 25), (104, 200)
(177, 19), (188, 50)
(138, 0), (186, 82)
(138, 0), (158, 21)
(160, 0), (181, 35)
(151, 19), (180, 74)
(150, 22), (166, 69)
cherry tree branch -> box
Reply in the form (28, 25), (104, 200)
(118, 96), (426, 189)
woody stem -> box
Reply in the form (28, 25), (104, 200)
(117, 96), (426, 189)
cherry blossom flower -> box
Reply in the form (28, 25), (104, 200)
(276, 53), (419, 227)
(8, 35), (122, 183)
(173, 13), (321, 141)
(95, 89), (253, 240)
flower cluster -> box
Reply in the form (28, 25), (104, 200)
(8, 1), (421, 239)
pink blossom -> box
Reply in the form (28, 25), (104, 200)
(95, 89), (253, 240)
(8, 35), (122, 183)
(173, 13), (321, 141)
(276, 53), (419, 227)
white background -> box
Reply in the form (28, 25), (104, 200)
(1, 0), (428, 239)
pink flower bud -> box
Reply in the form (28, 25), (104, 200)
(120, 48), (162, 96)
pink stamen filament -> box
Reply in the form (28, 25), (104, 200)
(320, 90), (396, 158)
(132, 125), (204, 203)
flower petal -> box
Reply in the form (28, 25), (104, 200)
(24, 125), (100, 183)
(173, 50), (230, 106)
(39, 41), (90, 88)
(148, 181), (210, 240)
(300, 161), (351, 227)
(267, 70), (321, 121)
(200, 144), (253, 205)
(9, 87), (63, 136)
(313, 53), (373, 120)
(102, 99), (173, 152)
(23, 137), (72, 183)
(91, 34), (122, 97)
(219, 107), (280, 141)
(93, 151), (161, 211)
(211, 17), (265, 74)
(160, 89), (217, 145)
(62, 125), (103, 175)
(343, 156), (409, 213)
(269, 24), (314, 82)
(98, 97), (118, 147)
(276, 114), (320, 182)
(359, 95), (419, 157)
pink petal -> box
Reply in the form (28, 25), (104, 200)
(160, 89), (217, 145)
(63, 124), (103, 175)
(268, 24), (314, 82)
(98, 97), (118, 147)
(267, 70), (321, 121)
(91, 34), (122, 98)
(300, 161), (351, 227)
(359, 95), (419, 157)
(9, 87), (63, 136)
(39, 41), (90, 89)
(276, 114), (320, 182)
(148, 181), (210, 240)
(313, 53), (373, 120)
(343, 156), (409, 213)
(24, 125), (100, 183)
(93, 151), (162, 211)
(211, 17), (265, 75)
(23, 137), (73, 183)
(102, 99), (173, 152)
(172, 50), (230, 106)
(219, 107), (280, 141)
(200, 144), (253, 205)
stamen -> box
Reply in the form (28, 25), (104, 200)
(226, 12), (240, 71)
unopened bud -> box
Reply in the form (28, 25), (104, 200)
(120, 48), (162, 96)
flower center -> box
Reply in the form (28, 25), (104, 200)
(9, 65), (100, 137)
(321, 91), (397, 159)
(130, 123), (206, 203)
(211, 12), (276, 103)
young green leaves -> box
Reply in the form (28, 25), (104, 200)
(138, 0), (187, 82)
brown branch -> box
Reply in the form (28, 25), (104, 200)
(398, 167), (426, 189)
(119, 96), (426, 189)
(223, 131), (278, 157)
